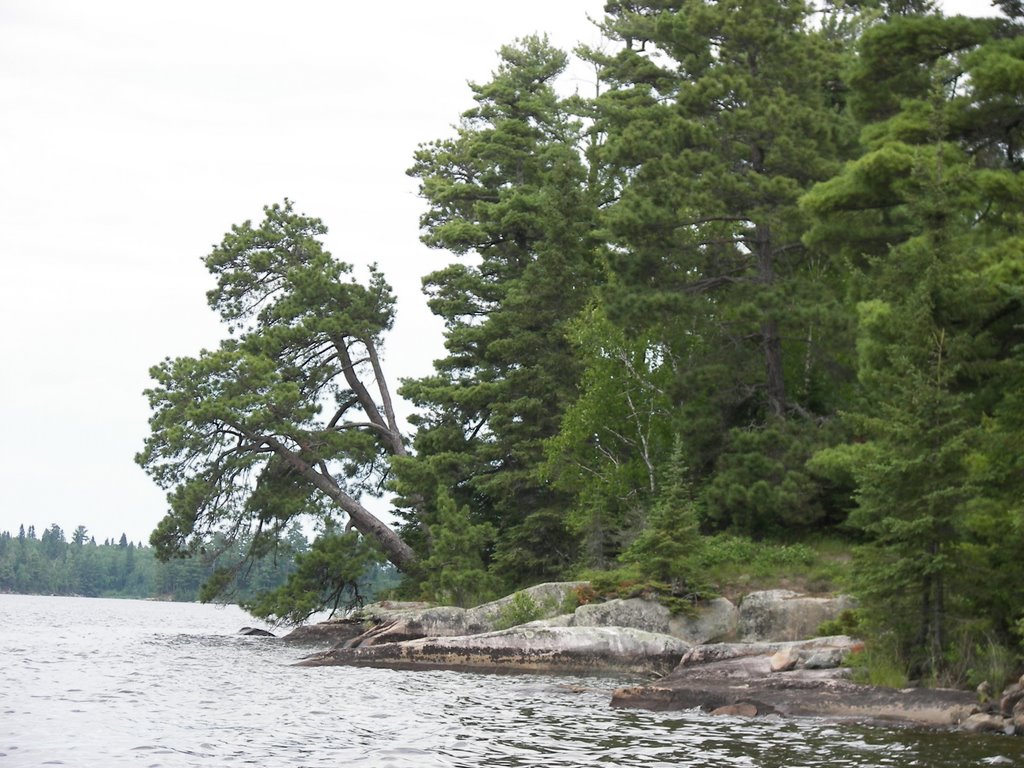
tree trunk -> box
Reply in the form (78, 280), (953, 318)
(755, 223), (787, 417)
(931, 542), (945, 678)
(264, 436), (418, 571)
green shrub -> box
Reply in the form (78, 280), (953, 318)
(419, 489), (498, 608)
(818, 609), (861, 637)
(965, 638), (1018, 693)
(845, 635), (909, 688)
(583, 566), (711, 616)
(494, 591), (543, 629)
(560, 584), (595, 615)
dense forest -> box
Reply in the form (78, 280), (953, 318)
(0, 523), (398, 614)
(134, 0), (1023, 687)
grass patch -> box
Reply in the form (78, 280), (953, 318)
(698, 533), (851, 598)
(844, 635), (910, 688)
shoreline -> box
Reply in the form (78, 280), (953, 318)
(278, 586), (1022, 736)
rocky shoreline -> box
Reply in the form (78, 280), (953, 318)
(297, 625), (688, 676)
(276, 583), (1023, 735)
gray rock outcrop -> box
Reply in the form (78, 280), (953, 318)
(572, 598), (673, 635)
(283, 618), (370, 645)
(567, 596), (738, 645)
(346, 583), (586, 647)
(670, 597), (740, 644)
(465, 582), (587, 628)
(298, 625), (689, 676)
(294, 586), (854, 650)
(611, 636), (979, 729)
(738, 589), (855, 641)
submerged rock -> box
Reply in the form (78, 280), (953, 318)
(238, 627), (275, 637)
(297, 625), (689, 676)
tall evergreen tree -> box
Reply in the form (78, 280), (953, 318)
(561, 0), (859, 537)
(397, 36), (601, 586)
(802, 10), (1024, 679)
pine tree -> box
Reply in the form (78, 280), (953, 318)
(398, 36), (601, 586)
(418, 490), (498, 608)
(566, 0), (860, 535)
(802, 9), (1024, 680)
(618, 439), (706, 597)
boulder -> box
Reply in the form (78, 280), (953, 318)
(465, 582), (587, 629)
(668, 598), (739, 644)
(238, 627), (275, 637)
(572, 598), (672, 634)
(570, 596), (738, 645)
(298, 625), (690, 676)
(1000, 682), (1024, 717)
(282, 618), (367, 645)
(1013, 698), (1024, 735)
(769, 647), (799, 673)
(960, 713), (1009, 734)
(738, 590), (856, 642)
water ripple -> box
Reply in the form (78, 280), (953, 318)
(2, 595), (1024, 767)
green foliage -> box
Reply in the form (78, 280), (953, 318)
(418, 490), (498, 608)
(494, 591), (544, 630)
(562, 0), (863, 551)
(618, 441), (704, 590)
(0, 522), (307, 603)
(960, 633), (1019, 693)
(560, 585), (593, 615)
(119, 5), (1024, 669)
(138, 199), (416, 599)
(698, 534), (845, 596)
(583, 569), (706, 617)
(702, 419), (847, 536)
(544, 302), (675, 568)
(396, 35), (600, 587)
(845, 635), (911, 688)
(803, 8), (1024, 683)
(818, 609), (862, 638)
(243, 528), (384, 626)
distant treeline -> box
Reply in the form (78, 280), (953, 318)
(0, 523), (396, 607)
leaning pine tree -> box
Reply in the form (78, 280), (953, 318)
(137, 201), (417, 605)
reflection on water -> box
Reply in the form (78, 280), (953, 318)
(1, 594), (1022, 767)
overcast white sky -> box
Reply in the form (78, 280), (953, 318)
(0, 0), (996, 545)
(0, 0), (607, 544)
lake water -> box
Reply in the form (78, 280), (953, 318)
(2, 594), (1023, 767)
